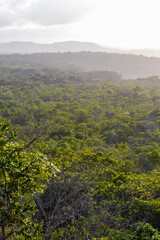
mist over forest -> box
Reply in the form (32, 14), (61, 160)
(1, 42), (160, 239)
(1, 42), (160, 79)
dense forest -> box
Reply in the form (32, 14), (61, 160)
(1, 55), (160, 239)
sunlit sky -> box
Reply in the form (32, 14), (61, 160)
(1, 0), (160, 49)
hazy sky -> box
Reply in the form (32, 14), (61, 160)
(1, 0), (160, 49)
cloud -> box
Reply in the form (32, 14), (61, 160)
(28, 0), (92, 26)
(0, 10), (14, 27)
(0, 0), (29, 27)
(0, 0), (92, 28)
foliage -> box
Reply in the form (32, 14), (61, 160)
(0, 120), (54, 239)
(1, 61), (160, 239)
(135, 223), (160, 240)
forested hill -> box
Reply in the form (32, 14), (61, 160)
(2, 65), (160, 238)
(1, 52), (160, 78)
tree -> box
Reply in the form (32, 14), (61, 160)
(0, 120), (54, 239)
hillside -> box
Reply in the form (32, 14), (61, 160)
(1, 52), (160, 78)
(2, 41), (160, 58)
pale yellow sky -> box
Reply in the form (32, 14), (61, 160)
(0, 0), (160, 49)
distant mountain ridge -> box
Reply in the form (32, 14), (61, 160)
(0, 41), (106, 54)
(1, 41), (160, 58)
